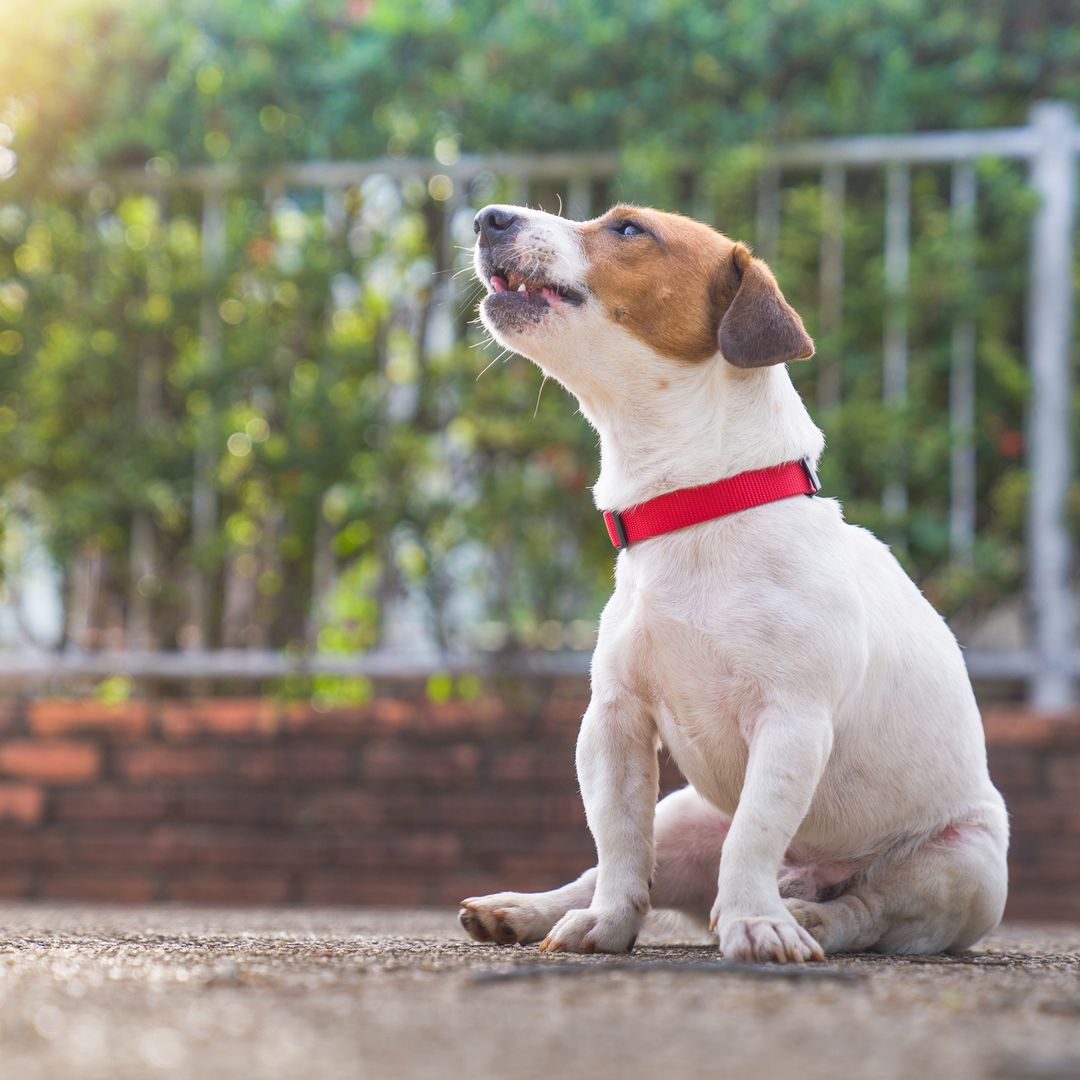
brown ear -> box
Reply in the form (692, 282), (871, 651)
(717, 243), (814, 368)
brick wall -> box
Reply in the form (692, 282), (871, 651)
(0, 683), (1076, 919)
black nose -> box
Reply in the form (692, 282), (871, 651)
(474, 205), (521, 243)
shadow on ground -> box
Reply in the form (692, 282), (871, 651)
(0, 905), (1077, 1079)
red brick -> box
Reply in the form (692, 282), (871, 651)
(0, 700), (22, 733)
(487, 746), (574, 786)
(236, 745), (354, 784)
(371, 697), (418, 727)
(160, 698), (278, 738)
(54, 786), (170, 823)
(336, 832), (461, 869)
(30, 699), (150, 737)
(299, 790), (384, 827)
(1004, 887), (1080, 921)
(659, 754), (687, 794)
(0, 872), (31, 898)
(175, 789), (299, 827)
(987, 749), (1042, 793)
(0, 782), (45, 824)
(0, 832), (67, 866)
(39, 872), (158, 902)
(0, 740), (100, 783)
(983, 708), (1080, 749)
(412, 699), (521, 740)
(280, 703), (374, 736)
(301, 872), (428, 905)
(497, 854), (590, 884)
(433, 874), (521, 906)
(117, 745), (228, 783)
(441, 792), (585, 829)
(541, 696), (589, 734)
(362, 742), (480, 787)
(461, 827), (592, 861)
(65, 828), (173, 868)
(1038, 857), (1080, 884)
(1045, 754), (1080, 794)
(1007, 797), (1080, 840)
(149, 826), (330, 870)
(165, 872), (291, 903)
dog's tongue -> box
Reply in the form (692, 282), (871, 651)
(491, 275), (508, 292)
(540, 286), (563, 306)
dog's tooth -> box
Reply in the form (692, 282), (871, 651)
(517, 283), (527, 293)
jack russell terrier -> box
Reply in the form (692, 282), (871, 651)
(458, 203), (1008, 963)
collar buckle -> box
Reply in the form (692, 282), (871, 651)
(801, 457), (822, 496)
(606, 509), (629, 550)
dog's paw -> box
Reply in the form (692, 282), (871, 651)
(717, 912), (825, 964)
(538, 907), (641, 954)
(784, 898), (829, 939)
(459, 892), (556, 945)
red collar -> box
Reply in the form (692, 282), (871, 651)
(602, 458), (821, 549)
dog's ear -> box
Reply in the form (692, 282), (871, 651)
(717, 243), (814, 368)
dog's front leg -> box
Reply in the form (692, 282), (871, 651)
(540, 689), (657, 954)
(711, 705), (832, 963)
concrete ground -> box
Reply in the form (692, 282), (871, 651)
(0, 906), (1077, 1080)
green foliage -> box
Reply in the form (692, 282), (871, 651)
(0, 0), (1077, 654)
(4, 0), (1080, 176)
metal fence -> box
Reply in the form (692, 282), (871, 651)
(3, 102), (1078, 704)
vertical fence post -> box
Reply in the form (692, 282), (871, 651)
(1026, 101), (1077, 708)
(883, 162), (911, 522)
(126, 193), (167, 649)
(949, 161), (978, 564)
(817, 163), (845, 411)
(755, 165), (780, 265)
(690, 171), (712, 226)
(566, 175), (592, 220)
(187, 183), (226, 650)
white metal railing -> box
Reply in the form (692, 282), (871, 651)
(757, 101), (1077, 707)
(5, 102), (1078, 704)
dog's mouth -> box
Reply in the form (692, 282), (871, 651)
(486, 267), (585, 310)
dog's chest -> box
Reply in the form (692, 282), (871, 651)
(646, 618), (754, 814)
(613, 557), (762, 815)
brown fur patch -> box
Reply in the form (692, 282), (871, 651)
(579, 205), (813, 368)
(581, 205), (733, 363)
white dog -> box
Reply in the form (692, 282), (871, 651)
(458, 203), (1008, 962)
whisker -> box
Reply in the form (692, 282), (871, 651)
(457, 293), (484, 318)
(470, 331), (496, 349)
(533, 374), (549, 418)
(476, 349), (506, 380)
(555, 193), (563, 217)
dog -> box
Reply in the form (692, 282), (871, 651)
(458, 202), (1008, 963)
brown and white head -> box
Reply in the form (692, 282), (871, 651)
(472, 203), (821, 505)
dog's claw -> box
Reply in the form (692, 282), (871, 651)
(718, 913), (825, 964)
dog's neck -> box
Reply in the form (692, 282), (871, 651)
(586, 359), (825, 512)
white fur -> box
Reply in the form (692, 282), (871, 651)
(460, 206), (1008, 962)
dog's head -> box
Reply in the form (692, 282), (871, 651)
(473, 203), (813, 411)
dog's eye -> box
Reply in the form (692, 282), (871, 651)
(612, 220), (646, 237)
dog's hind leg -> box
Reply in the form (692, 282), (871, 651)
(459, 786), (729, 945)
(648, 785), (730, 920)
(785, 805), (1009, 955)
